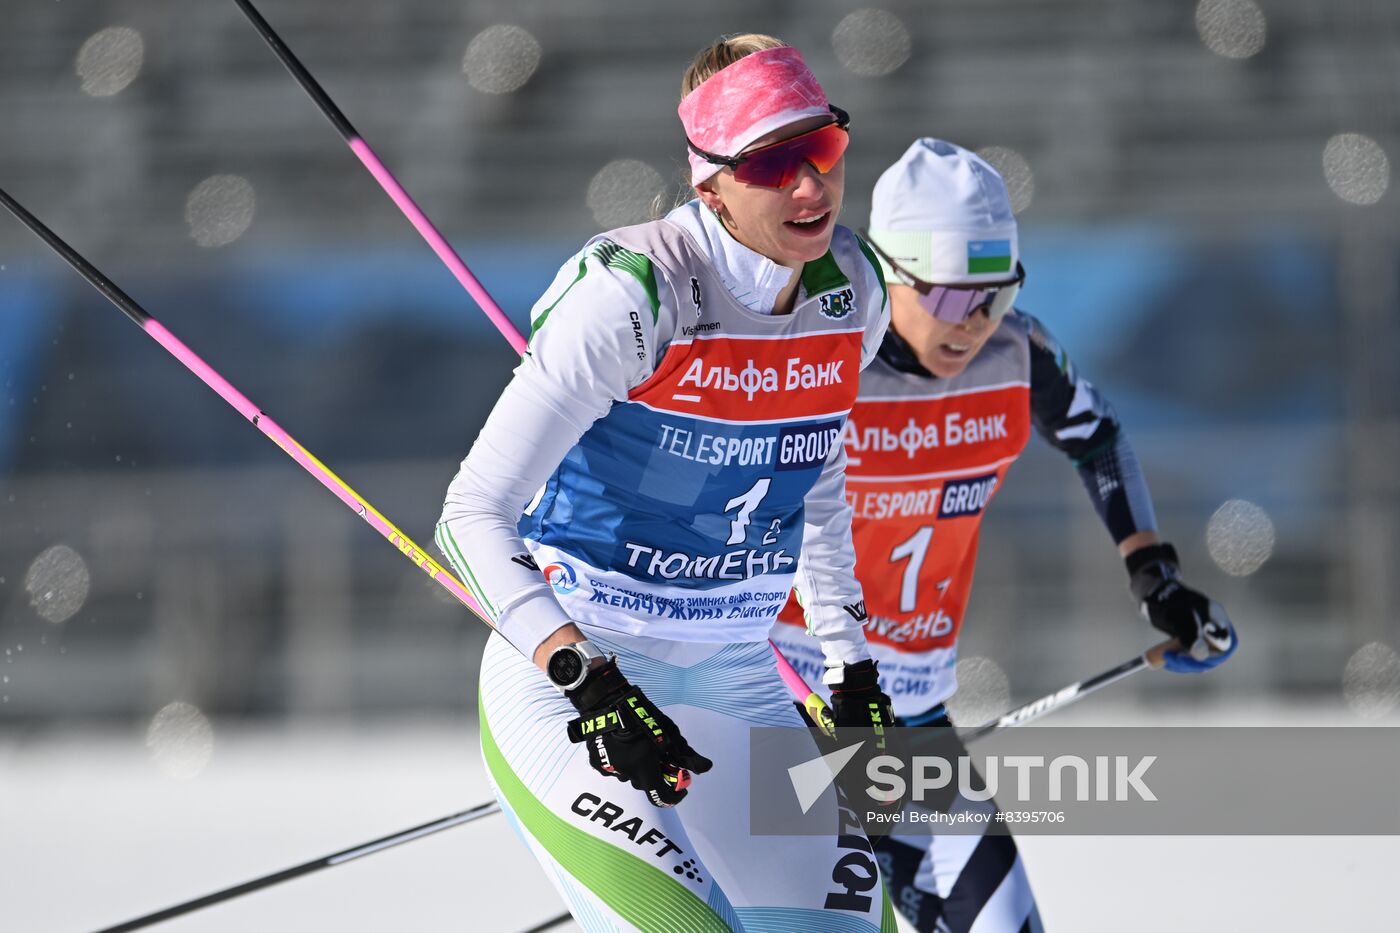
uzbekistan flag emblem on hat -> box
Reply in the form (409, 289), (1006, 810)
(967, 239), (1013, 275)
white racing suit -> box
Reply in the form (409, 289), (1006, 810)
(439, 201), (896, 931)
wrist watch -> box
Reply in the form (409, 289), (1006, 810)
(546, 640), (606, 692)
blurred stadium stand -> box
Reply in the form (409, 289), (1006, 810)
(1, 0), (1397, 722)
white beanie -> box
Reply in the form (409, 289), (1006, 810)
(868, 138), (1019, 285)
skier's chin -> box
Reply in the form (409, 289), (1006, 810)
(927, 359), (970, 379)
(773, 226), (836, 265)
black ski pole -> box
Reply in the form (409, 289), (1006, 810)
(90, 802), (502, 933)
(958, 638), (1175, 743)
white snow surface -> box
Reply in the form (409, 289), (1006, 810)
(1, 704), (1394, 932)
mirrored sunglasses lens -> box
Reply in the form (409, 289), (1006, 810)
(917, 286), (979, 322)
(918, 280), (1021, 323)
(986, 281), (1020, 320)
(801, 124), (849, 172)
(733, 151), (793, 187)
(734, 125), (848, 188)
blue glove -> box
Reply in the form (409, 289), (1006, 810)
(1126, 543), (1238, 673)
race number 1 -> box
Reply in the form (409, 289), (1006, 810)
(889, 526), (934, 613)
(724, 477), (771, 545)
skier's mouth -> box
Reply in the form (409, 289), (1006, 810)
(784, 212), (831, 236)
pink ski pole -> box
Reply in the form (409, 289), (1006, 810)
(231, 0), (527, 356)
(0, 186), (489, 627)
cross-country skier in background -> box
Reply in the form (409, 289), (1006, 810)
(438, 35), (901, 931)
(770, 138), (1238, 931)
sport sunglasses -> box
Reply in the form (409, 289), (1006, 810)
(687, 106), (850, 189)
(862, 231), (1025, 324)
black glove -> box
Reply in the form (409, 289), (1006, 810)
(1126, 542), (1237, 673)
(827, 659), (896, 734)
(564, 658), (712, 807)
(826, 659), (900, 806)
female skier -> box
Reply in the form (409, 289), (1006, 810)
(770, 138), (1238, 931)
(439, 36), (898, 932)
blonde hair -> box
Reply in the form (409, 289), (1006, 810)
(680, 34), (786, 98)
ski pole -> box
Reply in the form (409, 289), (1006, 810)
(89, 802), (503, 933)
(958, 638), (1176, 743)
(0, 186), (493, 626)
(230, 0), (526, 355)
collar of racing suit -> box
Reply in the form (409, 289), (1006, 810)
(876, 323), (938, 378)
(665, 200), (796, 316)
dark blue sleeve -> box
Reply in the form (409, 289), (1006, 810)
(1022, 311), (1158, 543)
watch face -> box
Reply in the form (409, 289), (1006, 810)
(549, 648), (584, 687)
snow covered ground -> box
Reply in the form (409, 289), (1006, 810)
(3, 705), (1395, 932)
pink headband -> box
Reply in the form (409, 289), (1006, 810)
(678, 46), (831, 186)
